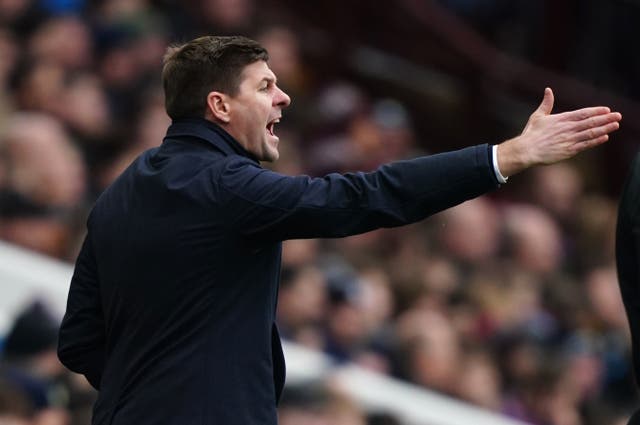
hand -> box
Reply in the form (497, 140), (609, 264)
(496, 88), (622, 177)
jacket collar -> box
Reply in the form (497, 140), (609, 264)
(164, 117), (259, 163)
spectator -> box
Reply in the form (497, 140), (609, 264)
(0, 113), (87, 258)
(277, 265), (327, 350)
(503, 204), (564, 276)
(0, 302), (69, 425)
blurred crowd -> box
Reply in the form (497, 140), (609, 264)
(1, 0), (639, 425)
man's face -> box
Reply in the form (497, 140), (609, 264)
(226, 60), (290, 162)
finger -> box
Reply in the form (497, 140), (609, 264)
(574, 134), (610, 153)
(573, 112), (623, 132)
(556, 106), (611, 121)
(536, 87), (554, 115)
(574, 121), (620, 142)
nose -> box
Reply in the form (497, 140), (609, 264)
(274, 86), (291, 108)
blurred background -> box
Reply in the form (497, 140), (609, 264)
(1, 0), (640, 424)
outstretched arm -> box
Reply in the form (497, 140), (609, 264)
(496, 88), (622, 177)
(220, 145), (500, 242)
(219, 88), (621, 242)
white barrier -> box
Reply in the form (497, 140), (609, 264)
(0, 240), (71, 334)
(0, 240), (529, 425)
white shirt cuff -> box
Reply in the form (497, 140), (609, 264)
(492, 145), (508, 184)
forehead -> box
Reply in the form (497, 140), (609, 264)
(239, 60), (276, 84)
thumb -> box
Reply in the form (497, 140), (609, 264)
(536, 87), (554, 115)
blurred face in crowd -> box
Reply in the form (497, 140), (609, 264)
(201, 0), (254, 30)
(505, 205), (563, 275)
(211, 60), (291, 162)
(258, 27), (301, 84)
(4, 114), (86, 207)
(28, 16), (92, 70)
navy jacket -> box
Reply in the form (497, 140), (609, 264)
(617, 152), (640, 407)
(58, 117), (500, 425)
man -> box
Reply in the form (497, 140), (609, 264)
(57, 35), (622, 425)
(617, 151), (640, 425)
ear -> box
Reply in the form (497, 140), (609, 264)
(206, 91), (231, 123)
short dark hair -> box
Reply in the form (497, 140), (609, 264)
(162, 36), (269, 120)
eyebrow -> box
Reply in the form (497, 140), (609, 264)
(260, 76), (276, 85)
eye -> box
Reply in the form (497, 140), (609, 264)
(260, 80), (274, 92)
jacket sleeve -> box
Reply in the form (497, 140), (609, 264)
(58, 229), (105, 390)
(218, 144), (500, 242)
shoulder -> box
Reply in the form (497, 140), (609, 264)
(217, 156), (265, 185)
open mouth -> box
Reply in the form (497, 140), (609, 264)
(266, 118), (280, 138)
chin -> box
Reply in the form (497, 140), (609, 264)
(262, 151), (279, 162)
(261, 140), (279, 162)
